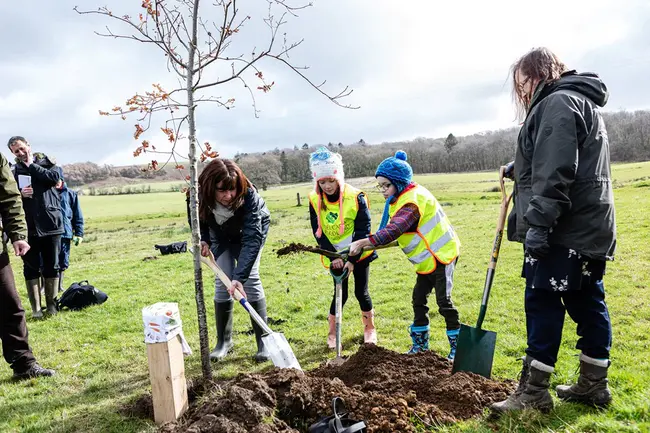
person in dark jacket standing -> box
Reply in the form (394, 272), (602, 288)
(0, 151), (55, 379)
(55, 174), (84, 292)
(492, 48), (616, 415)
(198, 159), (271, 363)
(8, 136), (64, 317)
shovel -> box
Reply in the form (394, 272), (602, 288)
(328, 267), (349, 366)
(298, 240), (399, 261)
(192, 248), (302, 371)
(452, 166), (513, 379)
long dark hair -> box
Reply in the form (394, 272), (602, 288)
(198, 159), (251, 221)
(510, 47), (567, 120)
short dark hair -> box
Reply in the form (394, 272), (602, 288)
(7, 136), (28, 149)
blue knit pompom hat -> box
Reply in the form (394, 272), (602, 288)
(375, 150), (413, 229)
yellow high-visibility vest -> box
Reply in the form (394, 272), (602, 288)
(389, 184), (460, 274)
(309, 184), (373, 267)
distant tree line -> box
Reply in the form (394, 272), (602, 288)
(61, 109), (650, 189)
(237, 110), (650, 189)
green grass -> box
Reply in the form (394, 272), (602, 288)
(1, 161), (649, 432)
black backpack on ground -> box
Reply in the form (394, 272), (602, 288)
(56, 280), (108, 311)
(154, 241), (187, 255)
(308, 397), (367, 433)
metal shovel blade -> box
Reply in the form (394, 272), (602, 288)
(262, 332), (302, 370)
(451, 323), (496, 379)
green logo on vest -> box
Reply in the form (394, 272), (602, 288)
(326, 212), (338, 224)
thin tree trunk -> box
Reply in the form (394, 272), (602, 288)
(187, 0), (212, 382)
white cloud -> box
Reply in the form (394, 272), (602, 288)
(0, 0), (648, 166)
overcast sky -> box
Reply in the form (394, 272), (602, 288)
(1, 0), (649, 166)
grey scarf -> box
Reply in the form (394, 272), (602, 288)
(212, 202), (236, 225)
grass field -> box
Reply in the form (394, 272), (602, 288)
(0, 161), (648, 432)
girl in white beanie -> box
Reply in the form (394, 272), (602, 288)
(308, 146), (378, 348)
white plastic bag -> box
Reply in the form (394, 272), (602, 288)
(142, 302), (192, 355)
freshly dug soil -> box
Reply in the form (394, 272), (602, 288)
(149, 345), (514, 433)
(276, 243), (321, 257)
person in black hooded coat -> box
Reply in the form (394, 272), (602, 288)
(492, 48), (616, 415)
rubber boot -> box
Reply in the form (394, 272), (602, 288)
(248, 298), (270, 363)
(407, 324), (429, 354)
(209, 300), (233, 361)
(25, 278), (43, 319)
(327, 314), (337, 349)
(44, 277), (59, 315)
(361, 309), (377, 344)
(491, 356), (554, 414)
(446, 328), (460, 361)
(556, 353), (612, 407)
(58, 271), (65, 293)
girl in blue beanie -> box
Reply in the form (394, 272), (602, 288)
(349, 151), (462, 359)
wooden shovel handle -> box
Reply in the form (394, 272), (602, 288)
(196, 250), (245, 302)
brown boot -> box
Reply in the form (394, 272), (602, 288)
(25, 279), (43, 319)
(327, 314), (337, 349)
(361, 309), (377, 344)
(491, 356), (554, 414)
(44, 277), (59, 315)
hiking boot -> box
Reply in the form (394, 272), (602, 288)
(407, 324), (429, 354)
(361, 309), (377, 344)
(13, 363), (56, 380)
(556, 353), (612, 407)
(446, 328), (460, 361)
(248, 298), (270, 363)
(210, 300), (233, 361)
(491, 356), (554, 414)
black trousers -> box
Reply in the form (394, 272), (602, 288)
(0, 252), (36, 371)
(22, 235), (61, 279)
(412, 260), (461, 330)
(329, 260), (373, 315)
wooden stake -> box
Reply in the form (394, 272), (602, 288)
(146, 335), (189, 424)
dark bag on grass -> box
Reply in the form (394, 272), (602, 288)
(154, 241), (187, 255)
(308, 397), (367, 433)
(56, 280), (108, 311)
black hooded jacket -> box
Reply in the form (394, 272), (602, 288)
(508, 71), (616, 261)
(12, 153), (64, 237)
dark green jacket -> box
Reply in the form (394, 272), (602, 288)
(508, 71), (616, 261)
(0, 153), (27, 254)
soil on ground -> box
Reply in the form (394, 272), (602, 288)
(131, 344), (514, 432)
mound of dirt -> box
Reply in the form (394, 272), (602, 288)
(276, 243), (319, 257)
(156, 345), (514, 433)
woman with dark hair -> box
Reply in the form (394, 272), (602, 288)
(491, 47), (616, 414)
(198, 158), (271, 363)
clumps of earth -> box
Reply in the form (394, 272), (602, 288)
(130, 344), (514, 432)
(276, 243), (322, 257)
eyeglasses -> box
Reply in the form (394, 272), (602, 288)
(375, 182), (392, 192)
(516, 76), (531, 94)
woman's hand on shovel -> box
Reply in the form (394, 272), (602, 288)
(228, 280), (247, 298)
(331, 258), (344, 269)
(200, 241), (210, 257)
